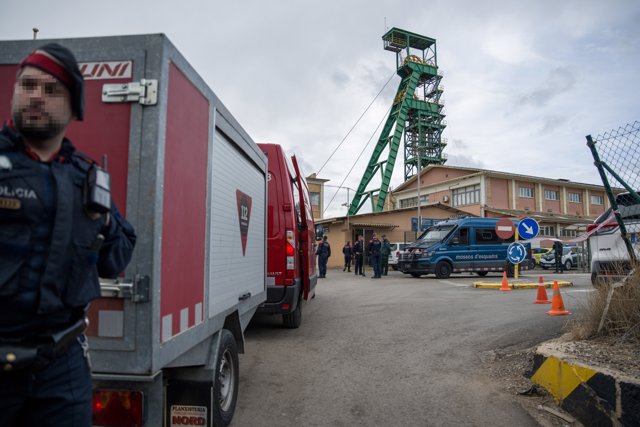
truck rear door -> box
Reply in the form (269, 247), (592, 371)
(291, 155), (316, 299)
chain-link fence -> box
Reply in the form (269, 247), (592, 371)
(587, 121), (640, 198)
(587, 121), (640, 264)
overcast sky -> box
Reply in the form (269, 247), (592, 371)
(3, 0), (639, 217)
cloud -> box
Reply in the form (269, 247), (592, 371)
(515, 66), (577, 109)
(330, 70), (351, 88)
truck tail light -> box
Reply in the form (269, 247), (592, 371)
(285, 230), (295, 285)
(93, 390), (144, 427)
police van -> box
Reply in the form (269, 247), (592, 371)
(398, 217), (532, 278)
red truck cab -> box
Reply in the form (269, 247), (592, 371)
(257, 143), (317, 328)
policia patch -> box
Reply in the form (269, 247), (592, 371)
(0, 197), (20, 210)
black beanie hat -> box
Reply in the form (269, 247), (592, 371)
(20, 43), (85, 121)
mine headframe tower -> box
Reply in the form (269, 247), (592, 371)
(348, 28), (447, 216)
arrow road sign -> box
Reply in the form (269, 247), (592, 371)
(518, 217), (540, 240)
(507, 242), (527, 264)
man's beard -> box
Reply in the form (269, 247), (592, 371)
(12, 109), (65, 143)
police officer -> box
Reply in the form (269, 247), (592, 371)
(353, 235), (365, 276)
(317, 235), (331, 278)
(0, 43), (136, 427)
(553, 240), (564, 273)
(342, 241), (352, 272)
(368, 233), (382, 278)
(380, 234), (391, 276)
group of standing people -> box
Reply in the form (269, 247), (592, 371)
(339, 234), (391, 279)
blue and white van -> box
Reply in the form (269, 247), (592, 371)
(398, 217), (533, 278)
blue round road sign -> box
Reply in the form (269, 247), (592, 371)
(518, 217), (539, 240)
(507, 242), (527, 264)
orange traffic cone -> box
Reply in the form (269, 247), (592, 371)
(533, 276), (551, 304)
(546, 280), (571, 316)
(499, 271), (511, 292)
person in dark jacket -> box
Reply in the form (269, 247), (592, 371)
(342, 241), (352, 272)
(353, 235), (365, 276)
(317, 235), (331, 278)
(368, 233), (382, 278)
(553, 240), (564, 273)
(0, 43), (136, 427)
(380, 234), (391, 276)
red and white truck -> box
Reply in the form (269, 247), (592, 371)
(0, 34), (267, 426)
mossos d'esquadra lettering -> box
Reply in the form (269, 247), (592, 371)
(0, 185), (37, 199)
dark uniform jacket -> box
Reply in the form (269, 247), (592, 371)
(342, 245), (352, 257)
(0, 126), (136, 336)
(317, 241), (331, 257)
(353, 241), (363, 256)
(368, 238), (382, 255)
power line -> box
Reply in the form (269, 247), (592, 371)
(323, 103), (392, 216)
(316, 71), (396, 176)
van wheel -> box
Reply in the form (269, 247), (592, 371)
(392, 265), (398, 271)
(283, 297), (302, 329)
(506, 263), (515, 278)
(476, 271), (488, 277)
(410, 273), (422, 278)
(564, 260), (572, 271)
(212, 329), (239, 427)
(435, 261), (452, 279)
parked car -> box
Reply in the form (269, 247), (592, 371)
(588, 191), (640, 285)
(539, 246), (578, 270)
(532, 247), (552, 266)
(389, 242), (410, 270)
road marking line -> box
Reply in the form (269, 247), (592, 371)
(440, 280), (470, 287)
(564, 289), (596, 293)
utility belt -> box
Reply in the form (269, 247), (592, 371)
(0, 317), (87, 374)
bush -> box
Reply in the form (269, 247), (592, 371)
(571, 264), (640, 344)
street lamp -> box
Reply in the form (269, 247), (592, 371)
(326, 184), (355, 238)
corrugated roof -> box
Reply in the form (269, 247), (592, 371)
(349, 223), (399, 229)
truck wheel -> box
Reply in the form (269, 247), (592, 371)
(435, 261), (451, 279)
(476, 271), (488, 277)
(564, 260), (572, 270)
(213, 329), (239, 427)
(410, 273), (422, 278)
(283, 297), (302, 329)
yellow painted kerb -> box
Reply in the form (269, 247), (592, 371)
(531, 356), (597, 401)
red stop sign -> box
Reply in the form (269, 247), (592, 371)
(495, 218), (515, 240)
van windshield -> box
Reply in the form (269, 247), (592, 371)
(417, 226), (455, 244)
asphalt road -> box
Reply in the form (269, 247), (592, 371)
(234, 269), (593, 427)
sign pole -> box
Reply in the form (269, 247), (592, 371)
(514, 227), (519, 280)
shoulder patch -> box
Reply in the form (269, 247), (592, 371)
(0, 155), (12, 170)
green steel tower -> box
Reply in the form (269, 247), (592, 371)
(348, 28), (447, 216)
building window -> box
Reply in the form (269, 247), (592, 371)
(591, 195), (604, 205)
(544, 190), (559, 200)
(309, 192), (320, 209)
(540, 225), (555, 236)
(569, 192), (581, 203)
(452, 184), (480, 206)
(399, 195), (428, 208)
(560, 229), (578, 237)
(519, 187), (534, 198)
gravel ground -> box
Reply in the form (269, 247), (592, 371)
(483, 336), (640, 426)
(547, 337), (640, 379)
(482, 347), (582, 427)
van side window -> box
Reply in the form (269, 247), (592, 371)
(452, 227), (469, 245)
(291, 179), (302, 225)
(475, 228), (500, 244)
